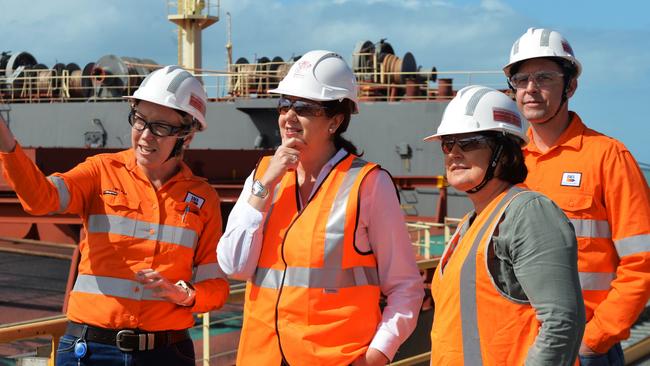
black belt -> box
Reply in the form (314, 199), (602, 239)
(66, 322), (190, 352)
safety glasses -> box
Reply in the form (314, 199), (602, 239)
(509, 70), (564, 89)
(128, 110), (187, 137)
(440, 135), (492, 154)
(277, 97), (328, 117)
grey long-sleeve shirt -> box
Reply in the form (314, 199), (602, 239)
(462, 191), (585, 365)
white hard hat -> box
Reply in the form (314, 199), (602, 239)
(269, 50), (359, 114)
(125, 65), (208, 131)
(503, 28), (581, 78)
(423, 85), (528, 144)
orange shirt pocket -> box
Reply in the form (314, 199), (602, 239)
(552, 191), (593, 214)
(98, 193), (142, 243)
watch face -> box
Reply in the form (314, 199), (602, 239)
(252, 180), (268, 198)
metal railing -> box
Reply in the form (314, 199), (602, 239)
(0, 68), (507, 104)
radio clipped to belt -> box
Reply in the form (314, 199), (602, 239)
(73, 325), (88, 365)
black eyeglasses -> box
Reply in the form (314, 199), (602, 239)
(128, 110), (187, 137)
(509, 71), (564, 89)
(440, 135), (491, 154)
(277, 97), (328, 117)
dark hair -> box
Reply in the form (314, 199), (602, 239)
(322, 99), (361, 156)
(482, 131), (527, 185)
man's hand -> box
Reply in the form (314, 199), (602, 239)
(579, 341), (601, 356)
(135, 269), (193, 305)
(0, 113), (17, 153)
(351, 348), (389, 366)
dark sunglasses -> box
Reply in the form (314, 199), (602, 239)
(440, 135), (491, 154)
(277, 97), (328, 117)
(128, 110), (188, 137)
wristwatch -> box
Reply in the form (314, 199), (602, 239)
(175, 280), (196, 307)
(251, 179), (269, 199)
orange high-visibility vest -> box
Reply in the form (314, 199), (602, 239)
(430, 187), (540, 366)
(237, 154), (381, 366)
(524, 113), (650, 352)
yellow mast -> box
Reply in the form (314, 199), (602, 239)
(167, 0), (219, 73)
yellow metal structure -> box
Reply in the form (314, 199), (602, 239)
(167, 0), (219, 72)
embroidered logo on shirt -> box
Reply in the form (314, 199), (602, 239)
(102, 190), (118, 196)
(561, 172), (582, 187)
(184, 191), (205, 209)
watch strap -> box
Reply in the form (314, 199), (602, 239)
(251, 179), (269, 199)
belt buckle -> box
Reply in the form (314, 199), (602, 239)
(116, 329), (136, 352)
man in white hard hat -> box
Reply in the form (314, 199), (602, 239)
(0, 65), (229, 365)
(504, 28), (650, 365)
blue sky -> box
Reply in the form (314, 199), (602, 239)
(2, 0), (649, 164)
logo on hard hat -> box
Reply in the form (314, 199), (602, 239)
(292, 60), (312, 78)
(189, 94), (206, 115)
(296, 60), (312, 71)
(561, 41), (574, 55)
(492, 108), (521, 127)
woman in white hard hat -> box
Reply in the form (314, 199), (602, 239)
(0, 65), (229, 365)
(217, 50), (423, 366)
(425, 85), (585, 365)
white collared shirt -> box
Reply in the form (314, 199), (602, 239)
(217, 149), (423, 360)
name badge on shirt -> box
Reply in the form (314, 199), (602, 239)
(184, 191), (206, 209)
(561, 172), (582, 187)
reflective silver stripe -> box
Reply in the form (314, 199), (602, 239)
(465, 88), (491, 116)
(540, 29), (551, 47)
(460, 187), (522, 365)
(512, 39), (520, 55)
(615, 234), (650, 258)
(570, 219), (611, 238)
(193, 262), (226, 282)
(87, 214), (197, 249)
(579, 272), (615, 291)
(323, 157), (367, 268)
(73, 274), (161, 301)
(47, 176), (70, 213)
(167, 70), (192, 93)
(253, 266), (379, 289)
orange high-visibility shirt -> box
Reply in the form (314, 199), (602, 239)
(523, 112), (650, 352)
(0, 144), (229, 331)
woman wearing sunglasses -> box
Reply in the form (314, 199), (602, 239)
(425, 86), (585, 365)
(0, 66), (229, 365)
(217, 50), (423, 366)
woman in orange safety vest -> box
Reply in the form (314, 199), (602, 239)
(217, 50), (424, 366)
(0, 65), (229, 366)
(424, 85), (585, 365)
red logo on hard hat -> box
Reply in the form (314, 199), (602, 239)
(189, 94), (205, 115)
(561, 40), (574, 55)
(493, 108), (521, 127)
(296, 60), (312, 71)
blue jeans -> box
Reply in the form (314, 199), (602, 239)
(55, 333), (195, 366)
(579, 343), (624, 366)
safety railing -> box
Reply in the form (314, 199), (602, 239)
(407, 217), (461, 260)
(0, 68), (507, 104)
